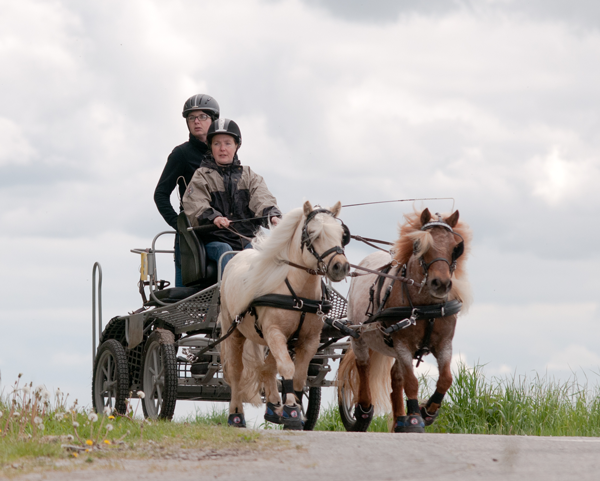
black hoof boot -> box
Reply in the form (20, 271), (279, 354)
(420, 405), (439, 426)
(394, 414), (425, 433)
(281, 404), (303, 430)
(228, 413), (246, 428)
(264, 402), (283, 424)
(351, 404), (374, 432)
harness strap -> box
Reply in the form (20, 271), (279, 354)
(250, 278), (331, 339)
(366, 299), (463, 324)
(191, 315), (243, 359)
(414, 318), (435, 367)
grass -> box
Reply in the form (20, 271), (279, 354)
(314, 362), (600, 436)
(0, 378), (273, 474)
(4, 362), (600, 472)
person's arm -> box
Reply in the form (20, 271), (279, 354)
(246, 167), (282, 228)
(154, 150), (184, 230)
(182, 170), (225, 227)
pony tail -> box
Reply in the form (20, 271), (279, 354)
(337, 348), (359, 406)
(238, 340), (265, 406)
(337, 347), (394, 415)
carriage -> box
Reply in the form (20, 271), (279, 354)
(91, 212), (356, 429)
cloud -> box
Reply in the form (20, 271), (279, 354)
(296, 0), (600, 30)
(547, 345), (600, 372)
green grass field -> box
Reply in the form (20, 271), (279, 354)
(3, 363), (600, 470)
(314, 363), (600, 435)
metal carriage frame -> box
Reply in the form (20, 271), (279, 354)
(91, 227), (352, 429)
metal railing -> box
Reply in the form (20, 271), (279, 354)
(92, 262), (103, 367)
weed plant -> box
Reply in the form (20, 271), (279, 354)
(0, 375), (263, 470)
(315, 363), (600, 436)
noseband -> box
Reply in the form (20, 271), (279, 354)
(415, 216), (465, 278)
(300, 208), (349, 275)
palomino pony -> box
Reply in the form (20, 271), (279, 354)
(338, 208), (472, 432)
(219, 201), (350, 429)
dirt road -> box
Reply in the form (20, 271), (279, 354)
(10, 431), (600, 481)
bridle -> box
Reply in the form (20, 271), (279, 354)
(294, 208), (350, 276)
(415, 216), (465, 283)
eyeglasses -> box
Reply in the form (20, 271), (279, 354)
(187, 113), (211, 122)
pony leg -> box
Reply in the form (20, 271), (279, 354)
(225, 329), (246, 416)
(261, 351), (280, 405)
(421, 344), (453, 425)
(353, 338), (372, 410)
(392, 349), (425, 433)
(390, 360), (405, 418)
(263, 329), (296, 405)
(292, 329), (321, 399)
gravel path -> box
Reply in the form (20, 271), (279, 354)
(9, 431), (600, 481)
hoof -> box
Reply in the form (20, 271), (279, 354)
(264, 402), (283, 425)
(281, 404), (303, 430)
(227, 413), (246, 428)
(394, 414), (425, 433)
(354, 404), (374, 422)
(420, 405), (439, 426)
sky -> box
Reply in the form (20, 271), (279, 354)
(1, 0), (600, 420)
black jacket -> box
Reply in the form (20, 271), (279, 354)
(154, 134), (208, 229)
(182, 155), (281, 250)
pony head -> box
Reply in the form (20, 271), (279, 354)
(298, 200), (350, 282)
(394, 208), (472, 304)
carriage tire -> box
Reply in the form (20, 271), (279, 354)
(338, 385), (372, 432)
(301, 387), (321, 431)
(92, 339), (129, 415)
(141, 330), (178, 420)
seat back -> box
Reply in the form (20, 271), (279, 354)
(177, 213), (217, 287)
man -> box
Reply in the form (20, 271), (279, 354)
(183, 118), (281, 274)
(154, 94), (220, 286)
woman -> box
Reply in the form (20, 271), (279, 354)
(182, 119), (281, 273)
(154, 94), (220, 286)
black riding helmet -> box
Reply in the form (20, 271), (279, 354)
(206, 119), (242, 146)
(182, 94), (220, 119)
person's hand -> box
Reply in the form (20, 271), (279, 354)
(271, 217), (281, 227)
(213, 216), (230, 229)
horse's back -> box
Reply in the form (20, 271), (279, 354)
(347, 250), (391, 325)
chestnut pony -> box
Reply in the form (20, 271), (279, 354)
(219, 201), (349, 429)
(338, 208), (472, 432)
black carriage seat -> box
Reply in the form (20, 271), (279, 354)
(144, 214), (218, 306)
(177, 212), (218, 288)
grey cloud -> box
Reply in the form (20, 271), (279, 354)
(293, 0), (462, 24)
(292, 0), (600, 29)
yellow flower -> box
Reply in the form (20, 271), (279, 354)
(104, 439), (111, 445)
(85, 449), (90, 453)
(86, 440), (93, 446)
(108, 415), (115, 420)
(72, 453), (78, 458)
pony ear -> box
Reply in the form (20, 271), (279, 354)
(303, 201), (313, 216)
(420, 208), (431, 226)
(445, 210), (459, 228)
(330, 201), (342, 217)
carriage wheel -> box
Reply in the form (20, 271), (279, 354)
(92, 339), (129, 415)
(299, 387), (321, 431)
(141, 330), (178, 420)
(338, 384), (372, 432)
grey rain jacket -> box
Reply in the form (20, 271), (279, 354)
(182, 155), (281, 250)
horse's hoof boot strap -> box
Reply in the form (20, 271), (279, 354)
(264, 402), (283, 424)
(420, 405), (439, 426)
(281, 404), (303, 430)
(228, 413), (246, 428)
(353, 404), (374, 422)
(394, 415), (425, 433)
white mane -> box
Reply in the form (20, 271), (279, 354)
(221, 206), (343, 317)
